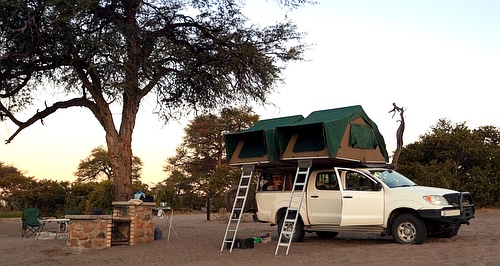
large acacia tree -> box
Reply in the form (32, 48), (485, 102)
(0, 0), (306, 200)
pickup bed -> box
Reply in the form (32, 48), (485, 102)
(255, 167), (475, 244)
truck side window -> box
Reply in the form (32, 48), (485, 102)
(344, 171), (377, 191)
(316, 172), (339, 190)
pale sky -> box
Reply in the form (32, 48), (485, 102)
(1, 0), (499, 185)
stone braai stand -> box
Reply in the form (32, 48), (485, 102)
(66, 201), (155, 251)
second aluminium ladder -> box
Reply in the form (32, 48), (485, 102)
(220, 164), (255, 252)
(275, 159), (312, 255)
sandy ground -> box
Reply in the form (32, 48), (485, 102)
(1, 208), (499, 266)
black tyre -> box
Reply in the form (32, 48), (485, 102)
(224, 186), (255, 212)
(391, 213), (427, 244)
(278, 214), (305, 242)
(316, 231), (339, 239)
(435, 224), (461, 238)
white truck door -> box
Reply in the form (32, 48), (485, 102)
(336, 168), (384, 226)
(307, 171), (342, 225)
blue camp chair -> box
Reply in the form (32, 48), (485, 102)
(22, 208), (42, 238)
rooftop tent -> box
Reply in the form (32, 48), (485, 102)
(277, 105), (389, 164)
(225, 115), (304, 166)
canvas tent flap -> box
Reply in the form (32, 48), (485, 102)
(278, 105), (389, 163)
(225, 115), (304, 165)
(349, 123), (377, 149)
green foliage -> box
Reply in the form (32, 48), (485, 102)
(1, 162), (155, 215)
(0, 210), (22, 218)
(132, 181), (150, 195)
(398, 119), (500, 207)
(32, 179), (68, 217)
(85, 180), (114, 214)
(0, 162), (23, 178)
(153, 169), (204, 212)
(74, 146), (144, 182)
(65, 182), (99, 215)
(0, 168), (67, 216)
(0, 170), (38, 211)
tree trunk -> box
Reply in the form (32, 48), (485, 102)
(389, 103), (406, 170)
(206, 196), (211, 221)
(107, 135), (134, 201)
(102, 95), (139, 201)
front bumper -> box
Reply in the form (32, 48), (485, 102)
(418, 192), (475, 225)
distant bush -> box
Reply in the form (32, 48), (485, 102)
(0, 211), (22, 218)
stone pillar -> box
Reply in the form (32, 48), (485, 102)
(65, 215), (113, 251)
(111, 201), (155, 245)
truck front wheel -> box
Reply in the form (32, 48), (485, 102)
(278, 215), (305, 242)
(391, 214), (427, 244)
(434, 224), (461, 238)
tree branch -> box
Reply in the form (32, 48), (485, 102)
(0, 74), (31, 98)
(4, 97), (97, 144)
(388, 103), (407, 169)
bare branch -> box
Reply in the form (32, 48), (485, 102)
(389, 103), (407, 169)
(389, 102), (406, 119)
(4, 98), (97, 144)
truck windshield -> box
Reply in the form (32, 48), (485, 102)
(369, 169), (417, 188)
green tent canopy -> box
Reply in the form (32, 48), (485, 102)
(277, 105), (389, 163)
(225, 105), (389, 166)
(225, 115), (304, 165)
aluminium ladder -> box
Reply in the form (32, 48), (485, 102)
(220, 164), (255, 252)
(275, 159), (312, 255)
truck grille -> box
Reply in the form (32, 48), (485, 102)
(443, 192), (474, 207)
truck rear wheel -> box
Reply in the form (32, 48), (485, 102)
(278, 215), (305, 242)
(391, 213), (427, 244)
(224, 186), (254, 212)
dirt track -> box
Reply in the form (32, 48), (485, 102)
(0, 208), (499, 266)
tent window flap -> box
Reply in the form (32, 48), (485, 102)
(349, 123), (377, 149)
(239, 136), (267, 158)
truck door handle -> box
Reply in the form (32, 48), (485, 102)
(311, 195), (319, 198)
(343, 196), (353, 199)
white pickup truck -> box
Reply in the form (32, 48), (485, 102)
(255, 166), (475, 244)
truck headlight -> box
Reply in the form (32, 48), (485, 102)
(423, 195), (449, 206)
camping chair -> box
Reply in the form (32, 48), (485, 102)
(22, 208), (42, 238)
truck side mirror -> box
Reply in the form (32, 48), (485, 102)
(376, 183), (383, 191)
